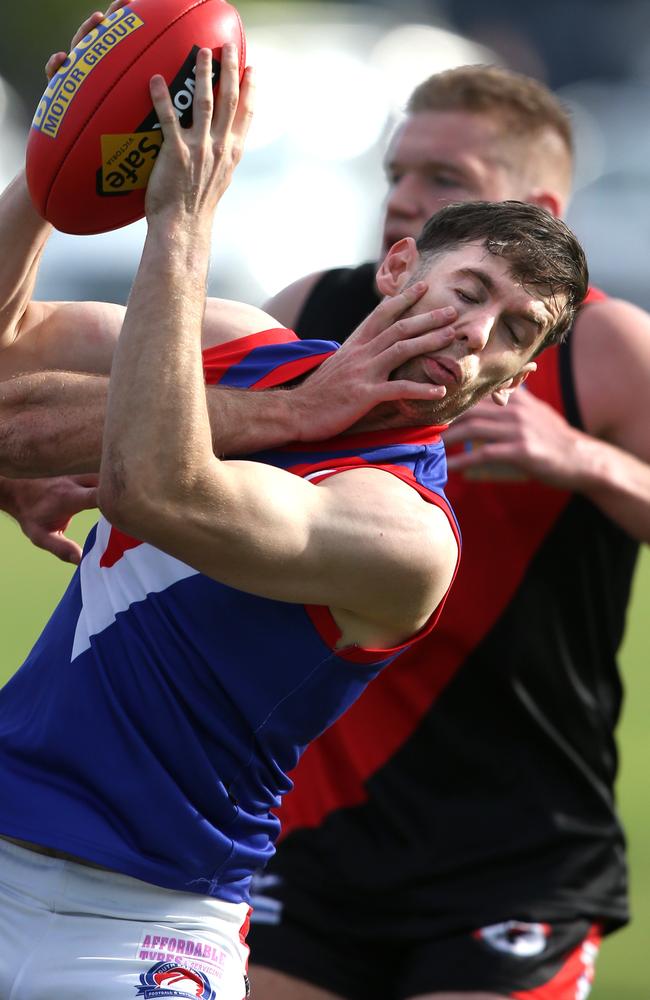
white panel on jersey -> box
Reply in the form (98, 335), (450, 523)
(71, 518), (198, 661)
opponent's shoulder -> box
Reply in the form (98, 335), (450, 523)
(201, 297), (289, 350)
(262, 271), (327, 327)
(572, 295), (650, 440)
(574, 295), (650, 353)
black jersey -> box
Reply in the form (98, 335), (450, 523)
(265, 264), (638, 940)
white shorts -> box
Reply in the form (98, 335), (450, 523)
(0, 836), (251, 1000)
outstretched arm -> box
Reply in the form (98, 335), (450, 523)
(99, 47), (456, 646)
(0, 291), (455, 478)
(0, 178), (120, 380)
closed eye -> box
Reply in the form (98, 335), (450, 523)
(505, 323), (521, 345)
(455, 289), (479, 305)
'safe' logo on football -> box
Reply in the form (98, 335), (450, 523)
(97, 47), (221, 196)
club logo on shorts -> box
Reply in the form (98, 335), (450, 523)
(474, 920), (551, 957)
(135, 961), (216, 999)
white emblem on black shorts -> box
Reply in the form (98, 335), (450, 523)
(475, 920), (551, 957)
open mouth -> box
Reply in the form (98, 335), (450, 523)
(423, 356), (460, 386)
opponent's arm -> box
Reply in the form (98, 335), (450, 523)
(444, 298), (650, 544)
(99, 47), (457, 646)
(0, 289), (455, 478)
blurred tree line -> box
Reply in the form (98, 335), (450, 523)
(0, 0), (301, 120)
(2, 1), (103, 114)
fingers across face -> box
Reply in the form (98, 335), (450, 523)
(375, 312), (456, 358)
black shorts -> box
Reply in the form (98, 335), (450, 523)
(248, 881), (601, 1000)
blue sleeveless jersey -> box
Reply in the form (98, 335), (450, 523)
(0, 330), (459, 903)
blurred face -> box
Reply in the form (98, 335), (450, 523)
(382, 110), (523, 253)
(386, 243), (563, 425)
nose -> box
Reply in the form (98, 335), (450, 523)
(385, 174), (427, 221)
(454, 309), (495, 352)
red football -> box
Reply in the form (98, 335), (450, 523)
(26, 0), (246, 235)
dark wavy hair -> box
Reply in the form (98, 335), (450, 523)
(415, 200), (588, 350)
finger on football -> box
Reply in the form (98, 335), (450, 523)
(192, 48), (214, 137)
(149, 75), (180, 139)
(212, 43), (239, 139)
(232, 65), (256, 144)
(45, 52), (67, 81)
(70, 11), (104, 51)
(106, 0), (131, 14)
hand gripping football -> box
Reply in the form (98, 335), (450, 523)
(26, 0), (246, 235)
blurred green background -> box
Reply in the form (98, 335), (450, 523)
(1, 1), (649, 996)
(0, 512), (648, 998)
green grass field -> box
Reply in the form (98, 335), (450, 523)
(0, 510), (648, 998)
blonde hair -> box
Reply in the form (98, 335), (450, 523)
(408, 65), (573, 160)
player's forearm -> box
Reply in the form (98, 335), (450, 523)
(0, 172), (53, 352)
(570, 432), (650, 543)
(206, 385), (299, 454)
(0, 371), (107, 477)
(100, 218), (216, 521)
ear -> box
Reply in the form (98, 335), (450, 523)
(526, 189), (563, 219)
(491, 363), (536, 407)
(375, 237), (420, 296)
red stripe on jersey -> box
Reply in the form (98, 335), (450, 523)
(280, 423), (446, 454)
(583, 285), (607, 304)
(99, 526), (142, 568)
(511, 924), (601, 999)
(277, 340), (570, 838)
(251, 352), (335, 389)
(202, 329), (296, 385)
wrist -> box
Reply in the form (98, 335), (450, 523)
(0, 476), (19, 516)
(567, 429), (617, 494)
(143, 219), (212, 283)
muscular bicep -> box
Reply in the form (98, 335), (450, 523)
(575, 298), (650, 462)
(110, 464), (457, 644)
(0, 299), (125, 379)
(1, 295), (287, 379)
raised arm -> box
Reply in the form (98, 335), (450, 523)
(0, 7), (133, 381)
(98, 47), (457, 647)
(0, 174), (122, 378)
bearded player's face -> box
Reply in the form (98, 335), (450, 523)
(386, 243), (562, 426)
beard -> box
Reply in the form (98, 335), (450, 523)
(385, 358), (498, 427)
